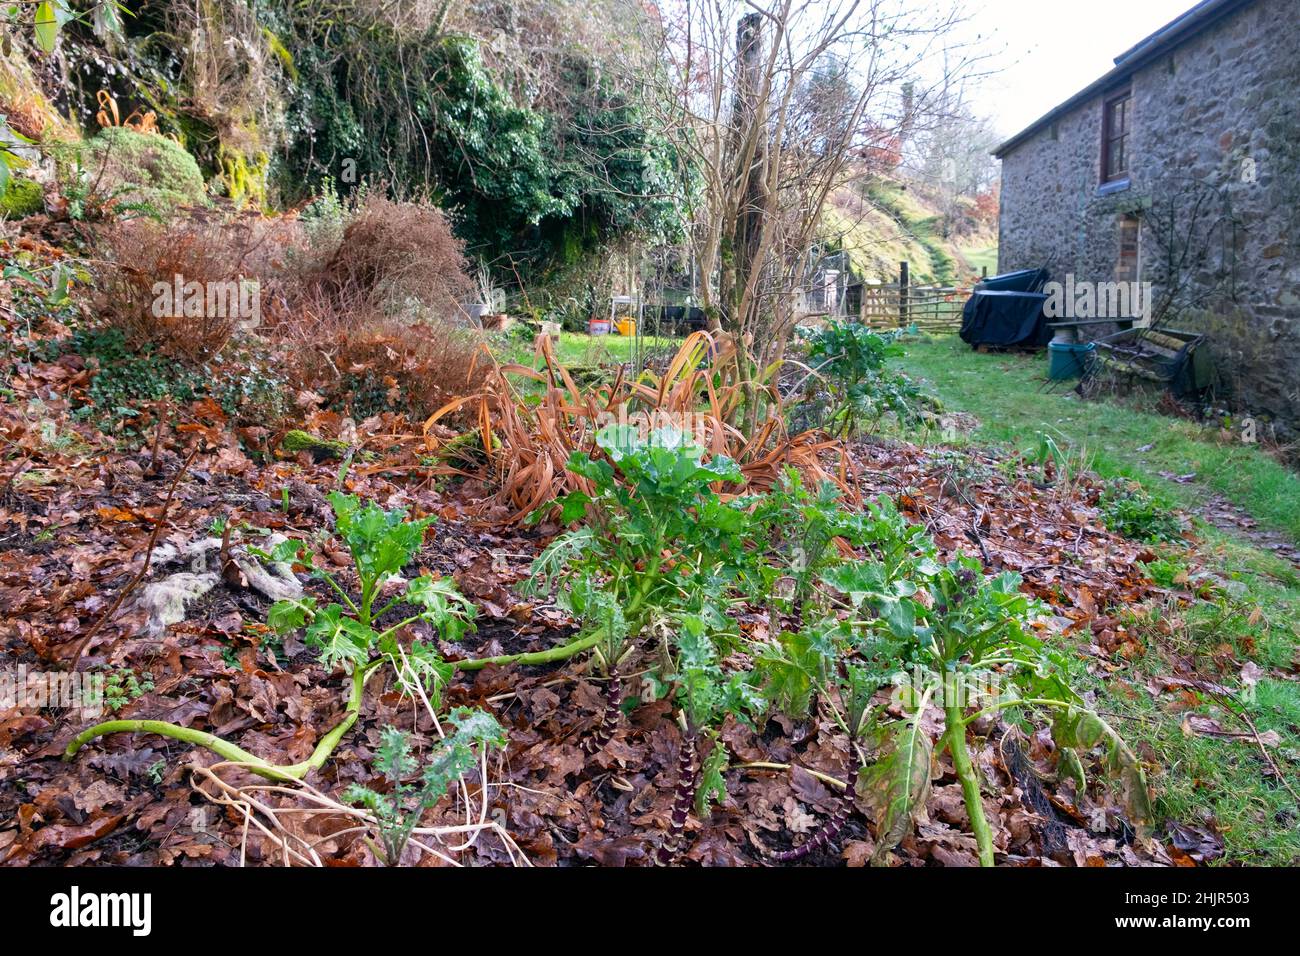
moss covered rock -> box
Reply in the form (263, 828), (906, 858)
(281, 429), (349, 461)
(0, 177), (43, 217)
(77, 127), (208, 211)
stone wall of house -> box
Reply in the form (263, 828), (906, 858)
(998, 0), (1300, 435)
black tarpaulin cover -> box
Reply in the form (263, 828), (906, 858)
(973, 268), (1049, 294)
(959, 290), (1052, 347)
(959, 268), (1052, 347)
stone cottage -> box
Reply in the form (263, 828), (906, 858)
(994, 0), (1299, 434)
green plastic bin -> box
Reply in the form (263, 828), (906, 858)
(1048, 341), (1095, 381)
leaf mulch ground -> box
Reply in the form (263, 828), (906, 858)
(0, 343), (1216, 867)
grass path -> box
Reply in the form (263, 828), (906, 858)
(894, 335), (1300, 546)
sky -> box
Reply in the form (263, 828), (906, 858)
(961, 0), (1200, 139)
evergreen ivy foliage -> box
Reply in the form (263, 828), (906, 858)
(44, 3), (681, 267)
(537, 57), (684, 262)
(266, 10), (682, 268)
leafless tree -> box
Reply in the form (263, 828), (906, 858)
(643, 0), (975, 430)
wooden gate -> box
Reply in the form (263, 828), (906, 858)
(853, 263), (971, 333)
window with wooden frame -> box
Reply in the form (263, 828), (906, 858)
(1101, 88), (1132, 183)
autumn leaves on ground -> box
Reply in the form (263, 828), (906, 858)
(4, 240), (1294, 865)
(1, 0), (1297, 870)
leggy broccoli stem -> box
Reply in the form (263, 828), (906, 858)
(65, 661), (378, 782)
(770, 782), (856, 864)
(769, 682), (866, 865)
(769, 742), (862, 864)
(945, 702), (995, 867)
(583, 666), (622, 755)
(453, 631), (604, 671)
(655, 730), (699, 866)
(65, 720), (280, 771)
(455, 553), (664, 672)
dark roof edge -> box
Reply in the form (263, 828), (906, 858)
(992, 0), (1257, 159)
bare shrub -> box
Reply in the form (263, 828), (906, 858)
(94, 214), (292, 362)
(297, 194), (473, 329)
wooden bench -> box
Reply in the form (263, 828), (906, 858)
(1046, 318), (1135, 344)
(1089, 327), (1214, 394)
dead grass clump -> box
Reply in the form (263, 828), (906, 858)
(299, 194), (472, 327)
(90, 195), (480, 432)
(95, 214), (292, 363)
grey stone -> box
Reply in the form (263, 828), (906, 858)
(997, 0), (1299, 434)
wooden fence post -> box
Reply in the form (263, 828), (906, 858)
(898, 261), (909, 328)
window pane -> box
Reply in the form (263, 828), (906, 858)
(1109, 97), (1130, 136)
(1103, 93), (1132, 181)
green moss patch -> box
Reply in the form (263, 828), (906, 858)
(76, 127), (208, 211)
(0, 177), (43, 217)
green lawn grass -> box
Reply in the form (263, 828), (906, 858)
(893, 333), (1300, 865)
(893, 335), (1300, 543)
(958, 243), (999, 279)
(495, 331), (682, 370)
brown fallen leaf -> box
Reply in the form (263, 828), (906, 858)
(842, 839), (875, 867)
(72, 780), (126, 815)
